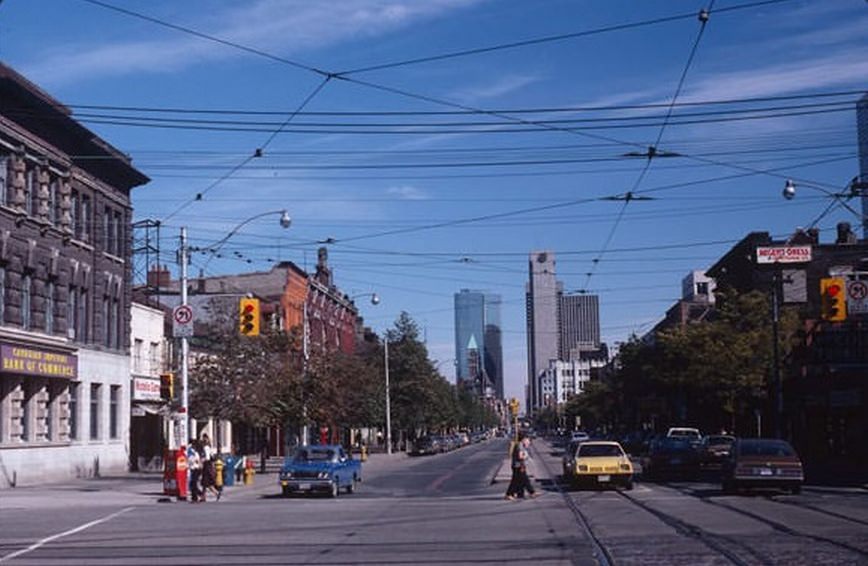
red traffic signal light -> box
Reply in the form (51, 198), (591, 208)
(820, 277), (846, 322)
(239, 298), (261, 336)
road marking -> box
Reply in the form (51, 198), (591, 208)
(0, 507), (134, 564)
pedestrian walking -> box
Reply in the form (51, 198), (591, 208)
(200, 434), (220, 501)
(187, 439), (203, 503)
(505, 435), (536, 500)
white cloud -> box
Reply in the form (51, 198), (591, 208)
(24, 0), (482, 85)
(452, 73), (542, 103)
(387, 185), (429, 200)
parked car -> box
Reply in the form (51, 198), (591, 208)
(721, 438), (804, 495)
(410, 436), (440, 456)
(667, 427), (702, 443)
(569, 441), (634, 490)
(699, 435), (736, 469)
(571, 430), (591, 443)
(643, 437), (700, 480)
(561, 440), (583, 478)
(278, 445), (361, 497)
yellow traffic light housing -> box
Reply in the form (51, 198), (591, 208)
(509, 398), (520, 417)
(239, 297), (261, 336)
(160, 372), (174, 401)
(820, 277), (847, 321)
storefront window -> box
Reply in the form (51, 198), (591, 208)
(45, 385), (53, 442)
(69, 382), (79, 440)
(21, 383), (31, 442)
(90, 383), (100, 440)
(109, 385), (119, 439)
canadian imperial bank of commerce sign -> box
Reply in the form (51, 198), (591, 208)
(0, 343), (77, 379)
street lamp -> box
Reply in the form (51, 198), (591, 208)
(347, 293), (388, 453)
(176, 209), (291, 449)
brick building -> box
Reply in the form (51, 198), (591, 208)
(0, 63), (148, 486)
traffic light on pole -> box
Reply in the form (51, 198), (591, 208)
(239, 297), (261, 336)
(820, 277), (847, 321)
(160, 372), (174, 401)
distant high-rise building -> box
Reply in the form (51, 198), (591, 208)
(857, 93), (868, 237)
(526, 251), (561, 413)
(559, 294), (600, 359)
(454, 290), (503, 397)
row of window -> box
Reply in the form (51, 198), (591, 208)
(0, 379), (120, 445)
(0, 267), (123, 349)
(0, 155), (125, 255)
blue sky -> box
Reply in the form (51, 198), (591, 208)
(1, 0), (866, 406)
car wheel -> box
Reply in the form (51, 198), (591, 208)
(330, 481), (339, 498)
(346, 477), (356, 494)
(722, 480), (736, 495)
(282, 486), (290, 497)
(789, 485), (801, 495)
(625, 480), (634, 491)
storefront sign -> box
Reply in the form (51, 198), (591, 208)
(756, 246), (812, 264)
(133, 377), (162, 401)
(0, 343), (77, 378)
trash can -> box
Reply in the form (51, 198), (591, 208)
(222, 455), (235, 486)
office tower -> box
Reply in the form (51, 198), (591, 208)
(559, 293), (600, 360)
(454, 290), (503, 398)
(526, 251), (561, 413)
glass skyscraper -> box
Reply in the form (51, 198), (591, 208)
(454, 290), (503, 398)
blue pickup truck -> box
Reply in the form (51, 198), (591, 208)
(278, 445), (361, 498)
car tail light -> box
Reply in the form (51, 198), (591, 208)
(578, 465), (588, 472)
(620, 464), (631, 472)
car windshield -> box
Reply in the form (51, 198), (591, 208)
(294, 449), (335, 462)
(738, 441), (795, 457)
(578, 444), (623, 457)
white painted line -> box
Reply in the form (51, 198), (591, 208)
(0, 506), (134, 564)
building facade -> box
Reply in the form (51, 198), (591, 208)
(0, 63), (148, 487)
(559, 293), (600, 359)
(129, 301), (167, 472)
(526, 251), (562, 414)
(454, 289), (503, 398)
(539, 358), (607, 407)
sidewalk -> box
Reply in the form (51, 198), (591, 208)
(0, 450), (418, 510)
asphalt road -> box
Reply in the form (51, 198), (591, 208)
(1, 438), (866, 565)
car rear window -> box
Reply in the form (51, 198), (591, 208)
(295, 449), (335, 462)
(738, 441), (795, 457)
(578, 444), (623, 457)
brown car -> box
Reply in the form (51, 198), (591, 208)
(721, 438), (804, 494)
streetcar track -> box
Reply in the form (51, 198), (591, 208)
(658, 482), (868, 560)
(531, 444), (615, 566)
(764, 497), (868, 528)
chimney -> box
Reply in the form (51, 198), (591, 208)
(147, 264), (171, 289)
(836, 222), (857, 245)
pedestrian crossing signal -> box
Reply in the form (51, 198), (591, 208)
(820, 277), (846, 321)
(239, 298), (261, 336)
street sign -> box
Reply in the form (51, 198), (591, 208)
(846, 279), (868, 315)
(756, 246), (812, 264)
(172, 305), (194, 337)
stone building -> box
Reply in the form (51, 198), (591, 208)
(0, 63), (148, 486)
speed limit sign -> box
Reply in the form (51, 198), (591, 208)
(847, 280), (868, 315)
(172, 305), (194, 337)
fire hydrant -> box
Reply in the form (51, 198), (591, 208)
(244, 458), (255, 485)
(360, 445), (368, 462)
(215, 458), (224, 489)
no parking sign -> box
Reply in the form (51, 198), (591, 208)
(847, 280), (868, 315)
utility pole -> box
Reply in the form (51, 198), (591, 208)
(179, 227), (190, 447)
(384, 337), (392, 455)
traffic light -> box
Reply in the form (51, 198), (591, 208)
(509, 398), (520, 417)
(160, 372), (174, 401)
(239, 297), (261, 336)
(820, 277), (847, 321)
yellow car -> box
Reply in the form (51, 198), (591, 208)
(571, 441), (634, 490)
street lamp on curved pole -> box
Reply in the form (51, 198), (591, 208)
(348, 293), (390, 454)
(177, 209), (291, 450)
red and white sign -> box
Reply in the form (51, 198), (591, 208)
(756, 246), (812, 264)
(172, 305), (194, 338)
(133, 377), (162, 401)
(847, 280), (868, 315)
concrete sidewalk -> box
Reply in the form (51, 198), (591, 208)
(0, 450), (419, 510)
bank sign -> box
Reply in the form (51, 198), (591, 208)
(0, 343), (77, 379)
(756, 246), (812, 264)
